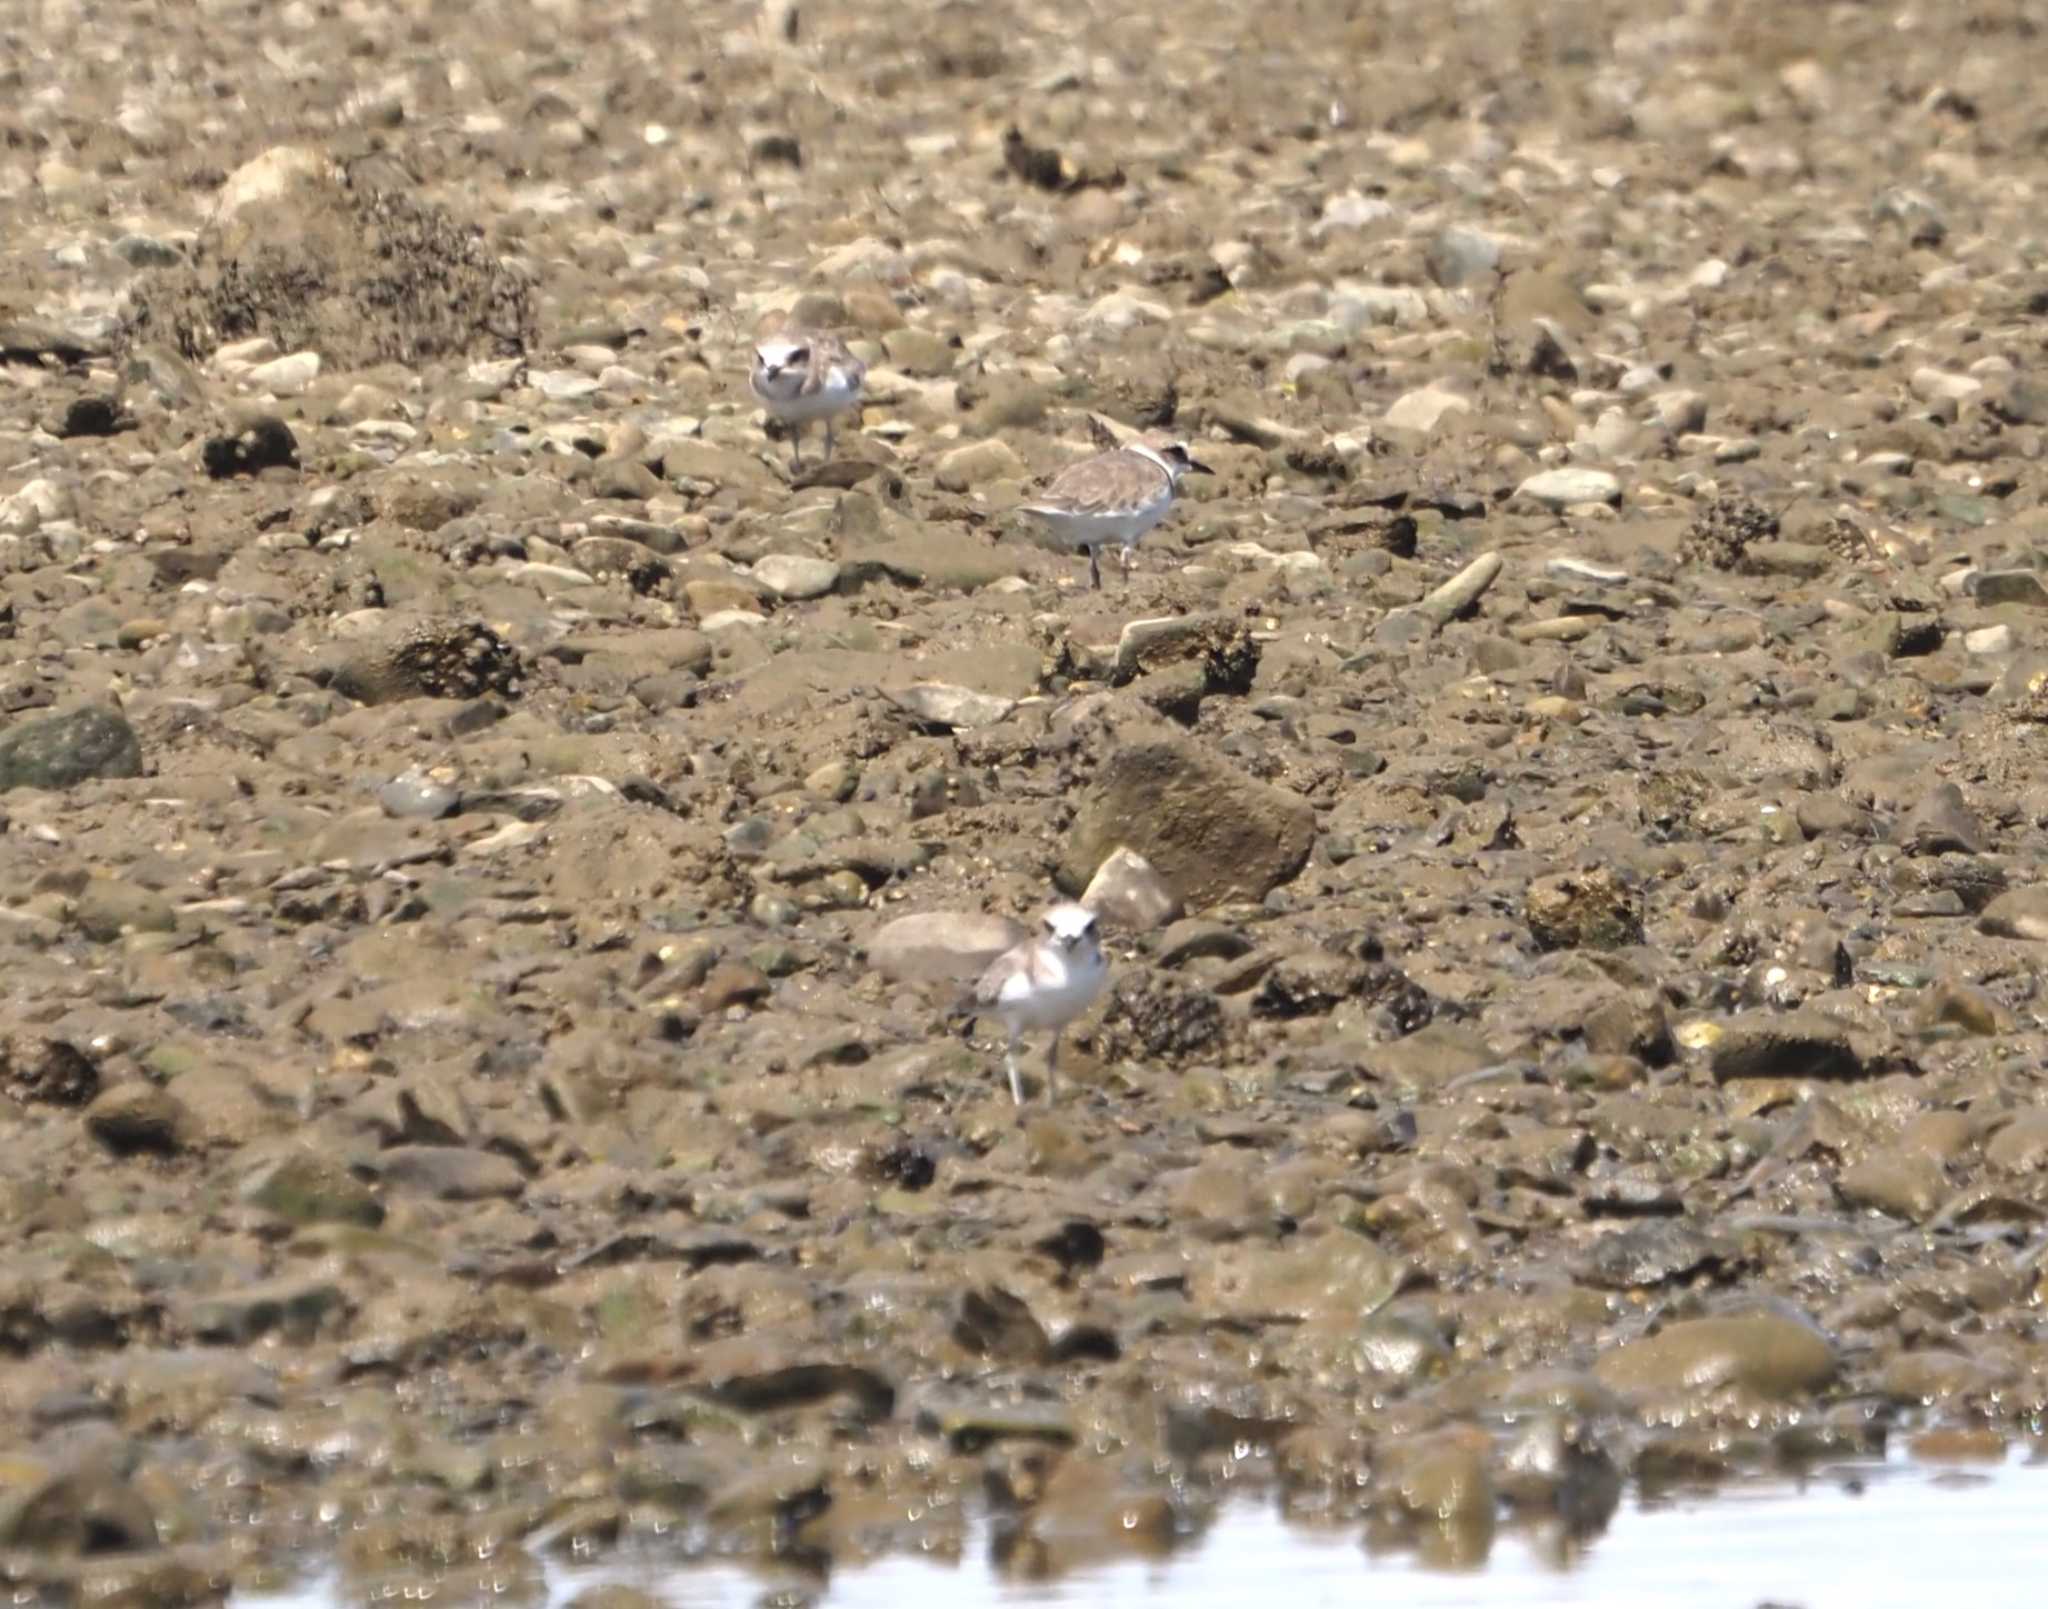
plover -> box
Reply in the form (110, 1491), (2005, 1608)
(970, 903), (1109, 1104)
(749, 330), (866, 470)
(1017, 432), (1214, 589)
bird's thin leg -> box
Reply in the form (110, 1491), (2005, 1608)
(1044, 1031), (1062, 1105)
(788, 422), (803, 473)
(1088, 546), (1102, 590)
(1119, 546), (1132, 586)
(1005, 1030), (1025, 1106)
(823, 417), (836, 462)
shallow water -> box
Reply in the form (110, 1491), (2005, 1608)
(246, 1445), (2048, 1609)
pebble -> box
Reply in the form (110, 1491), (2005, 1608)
(869, 910), (1029, 984)
(752, 553), (841, 600)
(378, 768), (461, 820)
(1514, 467), (1622, 510)
(244, 351), (322, 395)
(1381, 383), (1472, 436)
(1079, 846), (1182, 932)
(935, 437), (1025, 492)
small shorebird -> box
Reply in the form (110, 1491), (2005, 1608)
(969, 903), (1109, 1104)
(749, 330), (866, 470)
(1017, 432), (1214, 589)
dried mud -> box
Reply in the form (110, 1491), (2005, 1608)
(4, 0), (2048, 1599)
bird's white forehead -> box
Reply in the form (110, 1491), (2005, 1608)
(1043, 902), (1097, 937)
(755, 339), (805, 364)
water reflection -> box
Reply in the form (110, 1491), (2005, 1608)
(243, 1444), (2048, 1609)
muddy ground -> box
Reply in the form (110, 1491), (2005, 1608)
(2, 0), (2048, 1599)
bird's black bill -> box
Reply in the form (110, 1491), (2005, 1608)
(1186, 458), (1217, 477)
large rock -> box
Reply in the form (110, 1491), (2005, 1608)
(1061, 733), (1315, 908)
(0, 706), (142, 791)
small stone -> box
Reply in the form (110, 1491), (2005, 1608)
(1424, 225), (1503, 288)
(1966, 624), (2016, 656)
(1978, 887), (2048, 941)
(1596, 1310), (1837, 1400)
(371, 1145), (525, 1201)
(112, 232), (182, 267)
(884, 682), (1017, 729)
(1837, 1150), (1946, 1222)
(1971, 571), (2048, 609)
(0, 478), (71, 535)
(1382, 383), (1473, 436)
(377, 768), (461, 820)
(1909, 366), (1980, 406)
(241, 1151), (386, 1226)
(1514, 468), (1621, 511)
(752, 553), (841, 600)
(1895, 783), (1984, 856)
(869, 911), (1027, 984)
(935, 437), (1025, 492)
(244, 351), (322, 395)
(591, 458), (665, 501)
(1650, 389), (1707, 432)
(0, 706), (142, 792)
(1708, 1011), (1864, 1081)
(85, 1083), (194, 1155)
(1080, 846), (1182, 932)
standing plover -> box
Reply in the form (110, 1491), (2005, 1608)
(970, 903), (1109, 1104)
(1017, 432), (1214, 589)
(749, 330), (866, 470)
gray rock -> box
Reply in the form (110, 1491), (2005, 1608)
(868, 910), (1029, 985)
(0, 706), (142, 791)
(1061, 730), (1316, 908)
(1079, 846), (1182, 932)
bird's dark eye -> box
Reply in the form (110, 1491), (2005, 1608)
(789, 347), (810, 364)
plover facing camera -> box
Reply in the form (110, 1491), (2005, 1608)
(971, 903), (1108, 1104)
(1017, 433), (1214, 590)
(749, 331), (866, 470)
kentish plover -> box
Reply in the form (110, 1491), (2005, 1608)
(969, 903), (1109, 1104)
(1017, 432), (1214, 589)
(749, 330), (866, 470)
